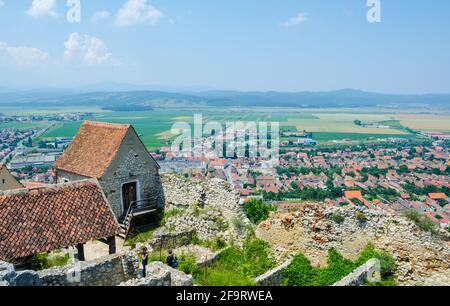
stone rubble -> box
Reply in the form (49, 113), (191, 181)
(161, 175), (250, 245)
(119, 262), (193, 286)
(257, 204), (450, 286)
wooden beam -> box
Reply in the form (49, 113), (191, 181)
(76, 243), (85, 261)
(108, 236), (116, 255)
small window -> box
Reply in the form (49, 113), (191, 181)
(63, 178), (70, 183)
(2, 179), (5, 184)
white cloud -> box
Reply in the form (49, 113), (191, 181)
(64, 33), (118, 66)
(26, 0), (58, 18)
(282, 12), (308, 27)
(0, 1), (5, 9)
(0, 41), (48, 67)
(116, 0), (163, 27)
(91, 10), (110, 23)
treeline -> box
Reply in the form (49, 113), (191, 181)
(264, 180), (343, 202)
(102, 105), (154, 112)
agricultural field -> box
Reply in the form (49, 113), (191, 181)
(3, 106), (448, 149)
(392, 114), (450, 133)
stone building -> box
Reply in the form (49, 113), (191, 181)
(0, 164), (23, 191)
(54, 121), (165, 233)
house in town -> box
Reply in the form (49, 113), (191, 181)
(0, 164), (23, 191)
(54, 121), (165, 235)
(0, 181), (120, 266)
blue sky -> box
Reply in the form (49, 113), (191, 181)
(0, 0), (449, 93)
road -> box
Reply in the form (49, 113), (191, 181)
(1, 123), (55, 165)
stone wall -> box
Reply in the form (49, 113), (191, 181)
(37, 252), (139, 286)
(147, 230), (194, 250)
(1, 251), (196, 287)
(119, 262), (193, 286)
(333, 259), (379, 286)
(101, 149), (164, 218)
(254, 259), (293, 286)
(1, 253), (139, 287)
(257, 205), (450, 286)
(161, 175), (250, 245)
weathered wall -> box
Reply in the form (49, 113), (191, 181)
(100, 148), (164, 218)
(37, 252), (139, 286)
(147, 230), (194, 250)
(120, 262), (193, 286)
(254, 259), (293, 286)
(1, 251), (196, 287)
(161, 175), (249, 245)
(333, 259), (379, 286)
(257, 205), (450, 286)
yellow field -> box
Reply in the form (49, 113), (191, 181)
(393, 114), (450, 132)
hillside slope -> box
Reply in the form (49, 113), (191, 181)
(257, 205), (450, 286)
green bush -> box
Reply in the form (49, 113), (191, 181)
(30, 252), (70, 271)
(178, 253), (201, 277)
(283, 244), (396, 286)
(331, 213), (345, 224)
(232, 217), (245, 231)
(244, 199), (277, 225)
(355, 211), (367, 222)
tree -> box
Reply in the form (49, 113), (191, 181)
(244, 199), (277, 225)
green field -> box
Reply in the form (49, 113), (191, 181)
(312, 132), (416, 142)
(4, 107), (443, 150)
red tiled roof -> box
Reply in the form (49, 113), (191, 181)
(0, 181), (120, 260)
(428, 193), (447, 200)
(55, 121), (131, 178)
(345, 190), (364, 201)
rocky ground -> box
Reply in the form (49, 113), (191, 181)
(161, 175), (250, 246)
(257, 204), (450, 286)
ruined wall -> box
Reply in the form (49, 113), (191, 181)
(161, 175), (249, 244)
(37, 252), (139, 286)
(257, 205), (450, 286)
(120, 262), (193, 286)
(0, 253), (140, 287)
(147, 230), (194, 250)
(333, 259), (379, 286)
(254, 259), (292, 286)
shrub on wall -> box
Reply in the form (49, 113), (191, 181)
(282, 244), (396, 286)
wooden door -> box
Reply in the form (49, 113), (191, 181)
(122, 182), (137, 212)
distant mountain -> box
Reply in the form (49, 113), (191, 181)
(0, 89), (448, 109)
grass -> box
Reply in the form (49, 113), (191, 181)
(282, 244), (396, 286)
(30, 252), (71, 271)
(0, 121), (49, 130)
(195, 239), (276, 286)
(191, 233), (227, 252)
(124, 228), (157, 247)
(145, 237), (275, 286)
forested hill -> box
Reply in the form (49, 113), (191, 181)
(0, 89), (449, 109)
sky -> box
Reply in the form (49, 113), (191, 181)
(0, 0), (449, 94)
